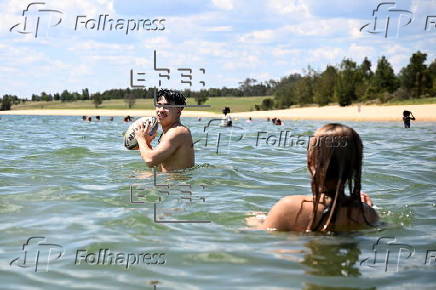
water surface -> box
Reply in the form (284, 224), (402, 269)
(0, 116), (435, 289)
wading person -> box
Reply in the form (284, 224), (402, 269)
(403, 110), (416, 128)
(134, 89), (194, 172)
(256, 123), (378, 232)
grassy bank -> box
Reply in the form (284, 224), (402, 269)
(10, 96), (436, 113)
(384, 97), (436, 105)
(11, 96), (267, 113)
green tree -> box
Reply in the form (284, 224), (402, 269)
(1, 95), (12, 111)
(273, 73), (301, 108)
(359, 57), (373, 80)
(373, 56), (397, 94)
(194, 90), (209, 105)
(92, 93), (103, 108)
(82, 88), (90, 100)
(260, 98), (274, 110)
(124, 93), (136, 109)
(40, 92), (53, 102)
(399, 51), (430, 98)
(60, 90), (72, 102)
(428, 59), (436, 96)
(295, 77), (313, 104)
(313, 65), (337, 106)
(335, 59), (358, 106)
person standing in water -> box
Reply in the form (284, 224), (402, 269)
(257, 123), (378, 232)
(134, 89), (195, 172)
(221, 106), (232, 127)
(403, 110), (416, 128)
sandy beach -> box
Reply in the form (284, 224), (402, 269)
(1, 104), (435, 122)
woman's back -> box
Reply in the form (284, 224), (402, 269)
(260, 194), (378, 232)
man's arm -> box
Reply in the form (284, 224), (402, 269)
(136, 127), (180, 168)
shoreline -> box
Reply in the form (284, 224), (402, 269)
(1, 104), (435, 122)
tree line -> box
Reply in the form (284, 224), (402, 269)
(266, 50), (435, 110)
(1, 50), (434, 111)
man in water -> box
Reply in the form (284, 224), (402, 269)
(135, 89), (194, 172)
(403, 110), (416, 128)
(221, 106), (232, 127)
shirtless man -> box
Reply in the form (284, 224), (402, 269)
(135, 89), (194, 172)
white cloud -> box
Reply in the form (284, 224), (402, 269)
(212, 0), (234, 10)
(142, 37), (172, 49)
(267, 0), (310, 17)
(68, 40), (134, 51)
(271, 48), (302, 57)
(205, 26), (232, 32)
(238, 29), (276, 43)
(309, 47), (344, 64)
(239, 17), (363, 44)
(347, 43), (375, 61)
(284, 18), (362, 37)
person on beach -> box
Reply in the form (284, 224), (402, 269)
(253, 123), (378, 232)
(134, 89), (194, 172)
(403, 110), (415, 128)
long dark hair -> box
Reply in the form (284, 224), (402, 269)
(306, 123), (370, 232)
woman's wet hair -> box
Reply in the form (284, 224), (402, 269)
(157, 89), (186, 106)
(306, 123), (370, 232)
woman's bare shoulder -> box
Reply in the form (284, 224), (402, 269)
(260, 195), (314, 231)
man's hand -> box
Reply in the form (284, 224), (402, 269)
(135, 121), (157, 146)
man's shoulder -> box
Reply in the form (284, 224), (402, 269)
(169, 124), (191, 134)
(164, 125), (192, 141)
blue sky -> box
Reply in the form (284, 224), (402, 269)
(0, 0), (434, 98)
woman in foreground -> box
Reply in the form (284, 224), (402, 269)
(257, 123), (378, 232)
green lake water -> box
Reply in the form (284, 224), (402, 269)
(0, 115), (435, 289)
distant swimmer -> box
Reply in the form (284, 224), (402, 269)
(134, 89), (195, 172)
(124, 115), (132, 122)
(87, 116), (92, 122)
(82, 116), (86, 121)
(403, 110), (415, 128)
(109, 117), (114, 121)
(246, 117), (252, 122)
(271, 118), (283, 125)
(254, 123), (378, 232)
(96, 116), (101, 121)
(221, 106), (232, 127)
